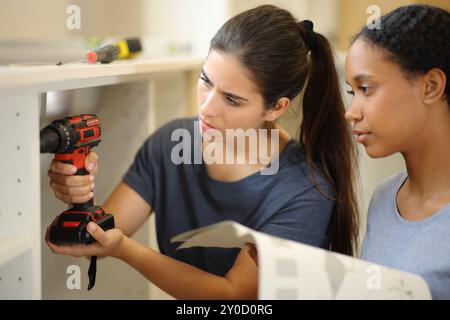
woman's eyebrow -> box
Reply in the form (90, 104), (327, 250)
(223, 92), (249, 102)
(352, 74), (374, 82)
(201, 68), (249, 102)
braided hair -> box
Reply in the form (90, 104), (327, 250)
(354, 4), (450, 103)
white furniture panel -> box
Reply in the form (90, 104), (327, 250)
(0, 58), (201, 299)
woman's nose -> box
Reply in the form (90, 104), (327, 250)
(199, 91), (221, 118)
(345, 101), (363, 123)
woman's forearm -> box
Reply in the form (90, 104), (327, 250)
(102, 182), (153, 237)
(115, 236), (248, 300)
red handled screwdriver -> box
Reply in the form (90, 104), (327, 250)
(57, 38), (142, 65)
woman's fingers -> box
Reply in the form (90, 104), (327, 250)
(85, 151), (99, 175)
(47, 170), (92, 187)
(49, 159), (77, 175)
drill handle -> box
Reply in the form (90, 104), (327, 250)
(72, 167), (95, 210)
(55, 146), (92, 174)
(74, 167), (90, 176)
(72, 200), (95, 211)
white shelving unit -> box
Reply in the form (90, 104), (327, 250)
(0, 237), (30, 267)
(0, 57), (202, 299)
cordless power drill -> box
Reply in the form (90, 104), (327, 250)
(40, 114), (114, 290)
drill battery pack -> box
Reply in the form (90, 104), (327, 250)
(49, 206), (115, 245)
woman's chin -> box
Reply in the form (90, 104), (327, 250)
(364, 145), (396, 159)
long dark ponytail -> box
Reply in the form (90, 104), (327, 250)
(211, 5), (359, 256)
(300, 24), (359, 256)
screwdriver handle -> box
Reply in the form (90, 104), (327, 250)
(86, 44), (119, 64)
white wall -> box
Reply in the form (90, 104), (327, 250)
(228, 0), (340, 41)
(138, 0), (340, 58)
(229, 0), (309, 18)
(0, 0), (143, 63)
(141, 0), (229, 57)
(0, 0), (142, 41)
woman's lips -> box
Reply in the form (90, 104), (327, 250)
(352, 130), (371, 143)
(200, 119), (216, 133)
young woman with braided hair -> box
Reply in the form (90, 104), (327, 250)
(345, 4), (450, 299)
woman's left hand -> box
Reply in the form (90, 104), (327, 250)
(46, 222), (125, 259)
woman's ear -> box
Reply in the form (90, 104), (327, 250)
(264, 97), (290, 122)
(423, 68), (447, 105)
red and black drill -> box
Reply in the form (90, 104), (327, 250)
(40, 114), (114, 290)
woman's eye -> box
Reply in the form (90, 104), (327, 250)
(226, 96), (240, 107)
(199, 75), (211, 86)
(346, 86), (371, 96)
(358, 86), (373, 97)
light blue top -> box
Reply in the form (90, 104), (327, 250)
(361, 171), (450, 299)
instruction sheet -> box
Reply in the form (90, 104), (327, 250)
(171, 221), (431, 300)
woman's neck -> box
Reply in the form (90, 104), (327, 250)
(401, 110), (450, 202)
(203, 125), (291, 182)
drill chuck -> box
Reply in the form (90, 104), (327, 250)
(40, 115), (101, 155)
(40, 126), (61, 153)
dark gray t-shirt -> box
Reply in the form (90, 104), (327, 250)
(123, 118), (335, 276)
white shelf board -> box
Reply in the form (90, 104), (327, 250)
(0, 57), (203, 92)
(0, 236), (30, 268)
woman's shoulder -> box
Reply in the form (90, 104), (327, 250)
(275, 140), (335, 200)
(372, 171), (408, 199)
(367, 171), (407, 217)
(278, 139), (306, 169)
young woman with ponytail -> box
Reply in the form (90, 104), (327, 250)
(45, 5), (359, 299)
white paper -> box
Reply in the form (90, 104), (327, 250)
(171, 221), (431, 300)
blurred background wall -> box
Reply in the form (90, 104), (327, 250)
(1, 0), (448, 57)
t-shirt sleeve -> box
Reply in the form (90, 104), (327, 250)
(122, 129), (163, 209)
(259, 185), (334, 249)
